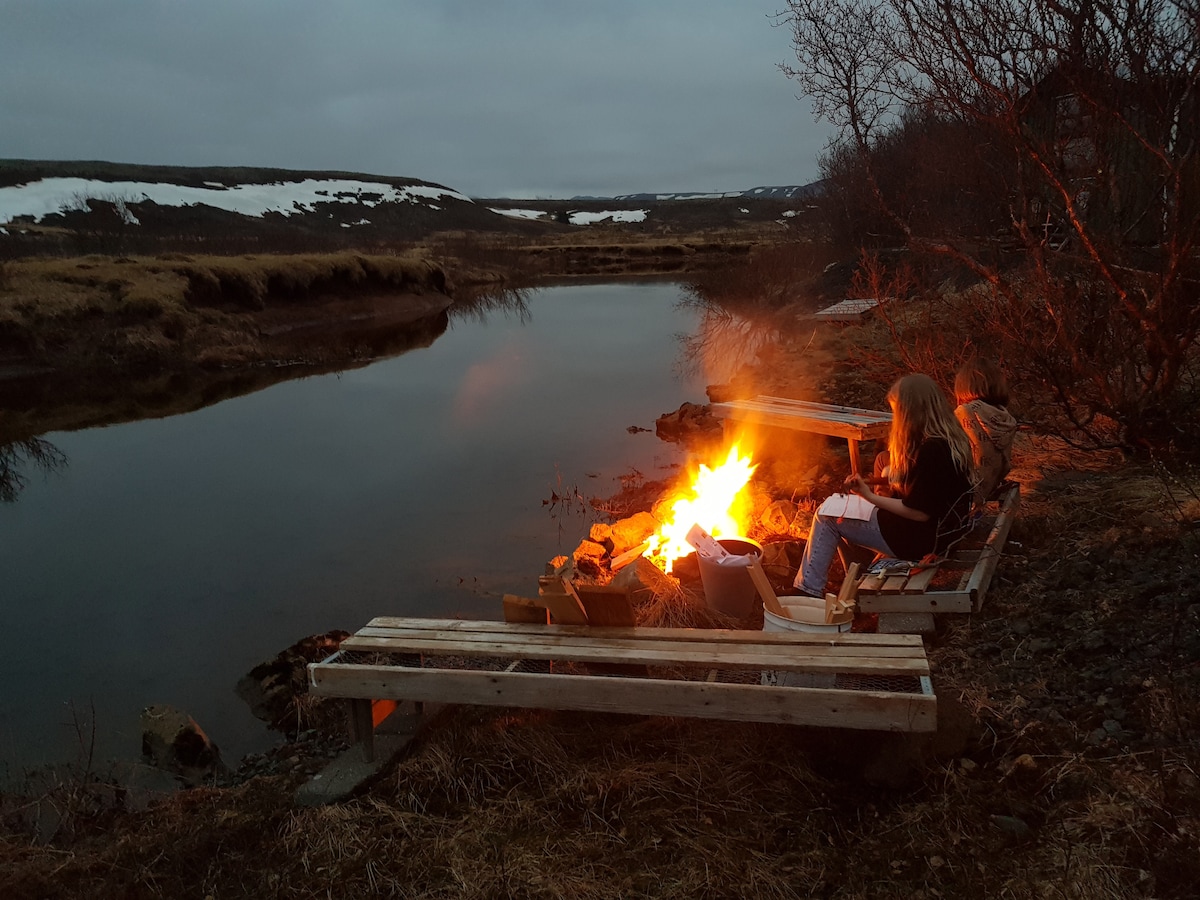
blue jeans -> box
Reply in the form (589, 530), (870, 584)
(792, 507), (897, 597)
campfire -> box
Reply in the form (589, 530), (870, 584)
(644, 443), (757, 573)
(540, 429), (859, 630)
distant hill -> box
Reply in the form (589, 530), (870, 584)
(585, 182), (825, 202)
(0, 160), (817, 256)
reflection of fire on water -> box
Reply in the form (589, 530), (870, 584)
(645, 443), (756, 573)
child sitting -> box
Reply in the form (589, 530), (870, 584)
(954, 357), (1018, 507)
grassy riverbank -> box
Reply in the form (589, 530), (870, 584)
(3, 296), (1198, 898)
(0, 250), (461, 372)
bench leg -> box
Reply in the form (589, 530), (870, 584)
(347, 698), (375, 763)
(848, 438), (861, 475)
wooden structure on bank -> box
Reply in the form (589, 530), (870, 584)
(308, 617), (936, 761)
(710, 396), (892, 474)
(852, 482), (1021, 616)
(812, 297), (883, 322)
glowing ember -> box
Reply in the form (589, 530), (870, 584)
(647, 444), (757, 573)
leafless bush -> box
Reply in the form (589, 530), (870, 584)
(783, 0), (1200, 450)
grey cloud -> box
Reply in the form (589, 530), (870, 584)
(0, 0), (832, 198)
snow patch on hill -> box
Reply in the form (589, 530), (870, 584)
(0, 177), (472, 227)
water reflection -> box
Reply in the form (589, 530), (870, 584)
(0, 436), (67, 502)
(0, 281), (705, 776)
(449, 285), (533, 325)
(0, 304), (454, 451)
(676, 287), (783, 384)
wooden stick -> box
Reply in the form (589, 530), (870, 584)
(610, 540), (650, 572)
(830, 562), (861, 623)
(748, 558), (788, 618)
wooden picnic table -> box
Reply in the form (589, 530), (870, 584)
(709, 396), (892, 474)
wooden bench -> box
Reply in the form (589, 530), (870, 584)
(709, 396), (892, 474)
(853, 482), (1021, 617)
(308, 617), (937, 761)
(811, 297), (883, 322)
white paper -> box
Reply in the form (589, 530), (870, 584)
(684, 523), (731, 560)
(817, 492), (875, 520)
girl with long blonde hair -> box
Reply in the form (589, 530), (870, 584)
(792, 374), (975, 598)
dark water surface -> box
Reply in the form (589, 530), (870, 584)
(0, 282), (706, 778)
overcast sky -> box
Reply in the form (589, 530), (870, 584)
(0, 1), (833, 198)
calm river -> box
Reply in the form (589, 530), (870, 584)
(0, 281), (709, 779)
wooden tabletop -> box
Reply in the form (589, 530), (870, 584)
(709, 396), (892, 441)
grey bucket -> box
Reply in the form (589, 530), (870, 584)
(696, 536), (763, 619)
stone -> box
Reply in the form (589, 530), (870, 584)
(610, 511), (659, 555)
(760, 499), (799, 536)
(759, 542), (801, 593)
(989, 815), (1032, 839)
(588, 522), (614, 550)
(654, 402), (724, 446)
(877, 612), (936, 635)
(235, 630), (349, 734)
(572, 539), (608, 576)
(140, 705), (226, 784)
(545, 554), (571, 576)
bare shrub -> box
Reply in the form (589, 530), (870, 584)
(782, 0), (1200, 450)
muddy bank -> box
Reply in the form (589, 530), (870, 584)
(0, 297), (452, 446)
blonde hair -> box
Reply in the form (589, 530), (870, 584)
(954, 357), (1010, 407)
(886, 374), (974, 489)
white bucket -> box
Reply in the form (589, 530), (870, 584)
(761, 600), (852, 688)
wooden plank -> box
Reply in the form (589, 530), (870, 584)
(339, 634), (931, 676)
(857, 573), (887, 593)
(347, 625), (929, 659)
(712, 409), (891, 441)
(966, 484), (1021, 612)
(855, 591), (974, 614)
(880, 575), (910, 594)
(575, 584), (637, 627)
(349, 698), (374, 762)
(715, 397), (893, 426)
(902, 566), (939, 594)
(828, 562), (860, 623)
(343, 636), (929, 673)
(536, 577), (589, 625)
(361, 618), (926, 647)
(610, 540), (649, 572)
(747, 558), (788, 618)
(717, 396), (892, 423)
(503, 594), (550, 624)
(812, 298), (882, 321)
(310, 665), (937, 733)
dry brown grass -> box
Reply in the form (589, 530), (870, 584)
(0, 250), (445, 321)
(5, 240), (1200, 899)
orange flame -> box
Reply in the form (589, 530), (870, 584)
(646, 443), (757, 573)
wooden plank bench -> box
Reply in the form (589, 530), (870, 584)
(709, 396), (892, 474)
(308, 617), (937, 761)
(812, 297), (883, 322)
(853, 482), (1021, 616)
